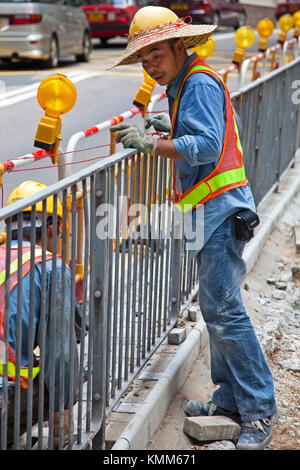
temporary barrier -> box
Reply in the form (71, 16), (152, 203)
(61, 92), (167, 180)
(232, 56), (300, 205)
(218, 63), (239, 84)
(0, 34), (297, 184)
(0, 40), (300, 452)
(63, 35), (300, 169)
(239, 37), (300, 88)
(0, 147), (196, 450)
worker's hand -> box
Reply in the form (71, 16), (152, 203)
(145, 113), (171, 133)
(110, 124), (157, 156)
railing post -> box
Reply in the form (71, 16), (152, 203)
(91, 169), (108, 449)
(169, 207), (183, 324)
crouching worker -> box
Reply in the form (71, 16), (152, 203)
(0, 181), (78, 449)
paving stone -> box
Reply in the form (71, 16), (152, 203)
(168, 328), (186, 345)
(183, 416), (241, 442)
(116, 402), (141, 413)
(187, 306), (198, 322)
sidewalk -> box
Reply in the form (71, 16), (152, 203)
(106, 153), (300, 451)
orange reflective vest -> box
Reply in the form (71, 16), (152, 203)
(0, 245), (52, 389)
(169, 56), (248, 214)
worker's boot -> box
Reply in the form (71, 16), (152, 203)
(236, 407), (280, 450)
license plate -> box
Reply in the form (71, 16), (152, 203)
(170, 3), (188, 10)
(88, 13), (105, 23)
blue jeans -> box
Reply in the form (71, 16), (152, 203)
(196, 215), (276, 422)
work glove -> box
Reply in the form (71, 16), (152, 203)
(110, 124), (157, 156)
(145, 113), (171, 133)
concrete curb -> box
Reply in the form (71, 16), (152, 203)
(111, 156), (300, 451)
(112, 319), (208, 450)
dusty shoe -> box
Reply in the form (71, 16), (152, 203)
(236, 409), (279, 450)
(184, 400), (242, 425)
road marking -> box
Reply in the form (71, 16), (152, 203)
(0, 71), (100, 108)
(0, 28), (285, 108)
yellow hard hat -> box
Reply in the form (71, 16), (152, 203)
(6, 180), (63, 219)
(129, 6), (179, 37)
(112, 6), (216, 67)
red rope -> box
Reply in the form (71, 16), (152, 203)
(9, 153), (112, 172)
(10, 142), (111, 164)
(6, 131), (165, 173)
(5, 112), (169, 165)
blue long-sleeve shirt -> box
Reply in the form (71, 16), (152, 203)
(167, 53), (255, 254)
(4, 241), (78, 411)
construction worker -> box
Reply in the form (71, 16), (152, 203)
(110, 6), (279, 450)
(0, 181), (78, 448)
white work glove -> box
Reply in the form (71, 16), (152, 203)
(145, 113), (171, 133)
(110, 124), (157, 156)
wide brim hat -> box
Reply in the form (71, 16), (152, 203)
(111, 7), (217, 68)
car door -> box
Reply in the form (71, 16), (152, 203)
(49, 0), (71, 57)
(61, 0), (82, 54)
(224, 0), (241, 26)
(217, 0), (239, 26)
(69, 0), (86, 52)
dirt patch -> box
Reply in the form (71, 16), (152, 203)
(242, 216), (300, 450)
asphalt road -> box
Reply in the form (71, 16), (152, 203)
(0, 28), (288, 202)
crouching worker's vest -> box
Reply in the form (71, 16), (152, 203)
(169, 56), (248, 214)
(0, 245), (52, 389)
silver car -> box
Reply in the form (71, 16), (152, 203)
(0, 0), (91, 67)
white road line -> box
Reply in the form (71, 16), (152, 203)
(0, 28), (284, 109)
(0, 71), (100, 108)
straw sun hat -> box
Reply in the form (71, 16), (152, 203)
(112, 6), (217, 68)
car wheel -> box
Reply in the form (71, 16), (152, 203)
(76, 32), (91, 62)
(212, 12), (220, 27)
(45, 37), (59, 68)
(235, 12), (247, 30)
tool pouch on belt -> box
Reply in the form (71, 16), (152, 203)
(234, 209), (260, 242)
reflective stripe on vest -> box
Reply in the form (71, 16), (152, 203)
(0, 362), (40, 381)
(170, 57), (248, 214)
(0, 245), (52, 388)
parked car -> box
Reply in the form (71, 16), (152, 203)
(158, 0), (247, 29)
(81, 0), (140, 46)
(276, 1), (300, 20)
(0, 0), (92, 67)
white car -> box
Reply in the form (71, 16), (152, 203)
(0, 0), (91, 67)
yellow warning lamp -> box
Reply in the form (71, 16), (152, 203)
(257, 18), (274, 52)
(192, 38), (215, 60)
(232, 26), (256, 66)
(293, 11), (300, 39)
(34, 74), (77, 161)
(278, 14), (293, 44)
(0, 232), (6, 245)
(133, 68), (157, 110)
